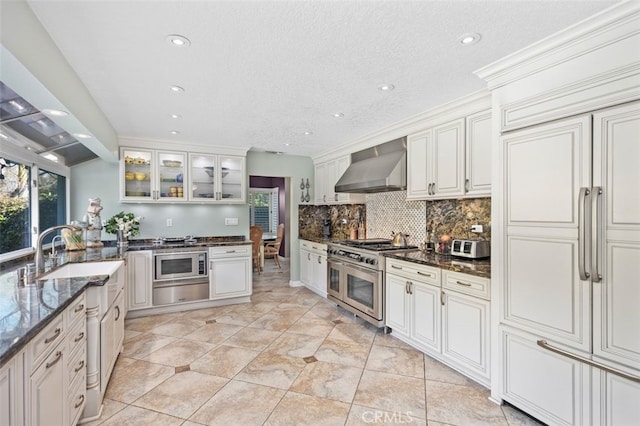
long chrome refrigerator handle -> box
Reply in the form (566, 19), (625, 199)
(591, 187), (603, 283)
(537, 340), (640, 383)
(578, 187), (591, 280)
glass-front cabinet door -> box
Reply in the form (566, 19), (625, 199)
(189, 153), (217, 201)
(219, 156), (245, 202)
(121, 148), (153, 201)
(157, 151), (186, 201)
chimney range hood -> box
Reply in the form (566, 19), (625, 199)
(334, 136), (407, 193)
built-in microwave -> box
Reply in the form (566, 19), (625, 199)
(154, 249), (207, 281)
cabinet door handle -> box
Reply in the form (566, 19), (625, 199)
(408, 282), (413, 295)
(209, 260), (213, 271)
(115, 306), (121, 321)
(455, 280), (472, 287)
(74, 303), (85, 313)
(591, 187), (602, 282)
(441, 291), (445, 306)
(74, 360), (85, 373)
(45, 327), (61, 344)
(391, 265), (403, 270)
(46, 351), (62, 369)
(417, 271), (433, 278)
(308, 253), (311, 261)
(537, 340), (640, 383)
(578, 187), (591, 280)
(74, 332), (85, 343)
(74, 394), (85, 409)
(465, 178), (469, 192)
(317, 256), (321, 264)
(405, 281), (409, 294)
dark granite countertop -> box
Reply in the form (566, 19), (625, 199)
(299, 236), (340, 245)
(384, 251), (491, 279)
(0, 274), (110, 369)
(0, 235), (249, 368)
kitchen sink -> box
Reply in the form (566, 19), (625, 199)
(40, 260), (123, 280)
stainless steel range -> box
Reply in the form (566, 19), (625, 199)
(327, 239), (418, 327)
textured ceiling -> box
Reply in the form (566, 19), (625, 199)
(25, 0), (617, 158)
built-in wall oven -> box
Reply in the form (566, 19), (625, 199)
(327, 239), (418, 327)
(153, 247), (209, 305)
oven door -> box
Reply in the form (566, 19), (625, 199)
(342, 262), (383, 320)
(154, 251), (207, 281)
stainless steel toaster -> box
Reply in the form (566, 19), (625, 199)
(451, 239), (490, 259)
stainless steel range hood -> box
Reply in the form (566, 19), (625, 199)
(335, 137), (407, 193)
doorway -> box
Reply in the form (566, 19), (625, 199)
(249, 176), (289, 264)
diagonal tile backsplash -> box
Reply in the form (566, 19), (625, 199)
(365, 191), (426, 245)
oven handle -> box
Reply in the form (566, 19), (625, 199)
(342, 262), (378, 275)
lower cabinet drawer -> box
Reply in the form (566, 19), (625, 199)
(29, 315), (64, 373)
(442, 270), (490, 300)
(68, 372), (86, 426)
(209, 245), (251, 258)
(67, 343), (86, 390)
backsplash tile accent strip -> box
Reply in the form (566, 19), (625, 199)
(365, 191), (426, 245)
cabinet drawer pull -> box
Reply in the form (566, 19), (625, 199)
(75, 394), (85, 409)
(45, 327), (61, 344)
(455, 280), (472, 287)
(74, 332), (85, 343)
(537, 340), (640, 383)
(74, 304), (85, 313)
(391, 265), (403, 270)
(417, 271), (433, 278)
(225, 250), (236, 253)
(74, 360), (85, 373)
(46, 351), (62, 369)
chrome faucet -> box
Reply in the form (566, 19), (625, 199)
(35, 224), (81, 275)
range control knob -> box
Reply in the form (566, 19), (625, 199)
(368, 258), (378, 265)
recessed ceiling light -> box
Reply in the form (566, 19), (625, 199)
(283, 143), (291, 146)
(378, 84), (395, 91)
(170, 130), (180, 135)
(332, 112), (344, 118)
(73, 133), (92, 139)
(303, 131), (313, 136)
(42, 108), (69, 117)
(459, 33), (481, 45)
(170, 85), (185, 93)
(166, 34), (191, 47)
(170, 114), (182, 119)
(8, 99), (25, 111)
(43, 153), (58, 162)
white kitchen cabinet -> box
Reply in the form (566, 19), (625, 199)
(593, 370), (640, 426)
(442, 288), (490, 384)
(189, 153), (246, 203)
(1, 350), (24, 426)
(386, 259), (491, 385)
(314, 156), (365, 205)
(120, 147), (188, 202)
(30, 344), (66, 426)
(406, 129), (431, 199)
(126, 250), (153, 311)
(209, 245), (252, 299)
(430, 118), (466, 199)
(298, 240), (328, 297)
(407, 109), (490, 200)
(385, 259), (442, 354)
(465, 109), (492, 197)
(100, 290), (124, 395)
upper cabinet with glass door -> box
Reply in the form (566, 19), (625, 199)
(189, 154), (245, 203)
(120, 148), (187, 202)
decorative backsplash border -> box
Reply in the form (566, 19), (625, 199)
(365, 191), (426, 245)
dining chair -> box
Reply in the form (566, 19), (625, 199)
(249, 225), (264, 273)
(264, 223), (284, 268)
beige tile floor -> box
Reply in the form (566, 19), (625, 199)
(86, 259), (544, 426)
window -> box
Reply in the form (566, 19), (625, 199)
(0, 143), (70, 259)
(38, 169), (67, 245)
(0, 160), (31, 254)
(249, 188), (278, 233)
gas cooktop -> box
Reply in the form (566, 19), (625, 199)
(333, 239), (418, 252)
